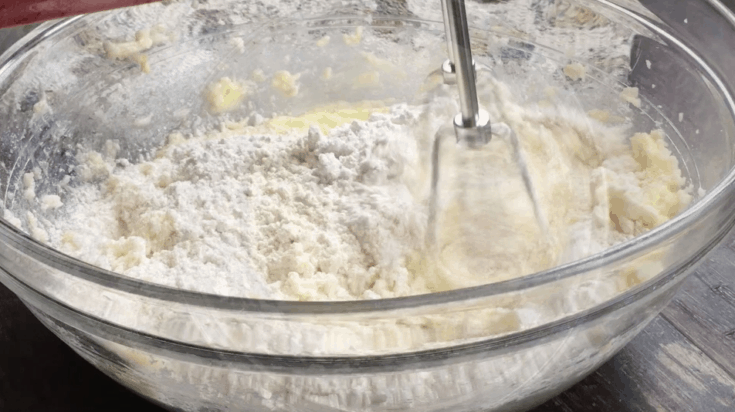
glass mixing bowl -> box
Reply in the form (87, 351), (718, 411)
(1, 0), (735, 411)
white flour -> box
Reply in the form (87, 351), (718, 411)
(53, 104), (429, 300)
(41, 77), (691, 302)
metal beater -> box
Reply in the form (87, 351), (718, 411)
(428, 0), (549, 243)
(439, 0), (492, 147)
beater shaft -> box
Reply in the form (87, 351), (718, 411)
(440, 0), (457, 83)
(442, 0), (492, 146)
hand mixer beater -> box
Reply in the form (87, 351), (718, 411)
(427, 0), (549, 246)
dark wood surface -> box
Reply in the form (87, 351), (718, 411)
(3, 1), (735, 411)
(533, 247), (735, 412)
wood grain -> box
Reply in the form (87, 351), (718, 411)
(533, 311), (735, 412)
(661, 271), (735, 377)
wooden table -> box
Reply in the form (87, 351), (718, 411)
(533, 243), (735, 411)
(2, 1), (735, 411)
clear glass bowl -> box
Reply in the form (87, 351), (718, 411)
(1, 0), (735, 411)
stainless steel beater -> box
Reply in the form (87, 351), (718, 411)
(439, 0), (493, 147)
(429, 0), (550, 241)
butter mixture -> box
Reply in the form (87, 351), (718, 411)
(39, 78), (692, 301)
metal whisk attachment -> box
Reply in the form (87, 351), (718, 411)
(440, 0), (492, 148)
(433, 0), (551, 238)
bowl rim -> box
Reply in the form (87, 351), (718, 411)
(1, 0), (735, 319)
(3, 250), (698, 370)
